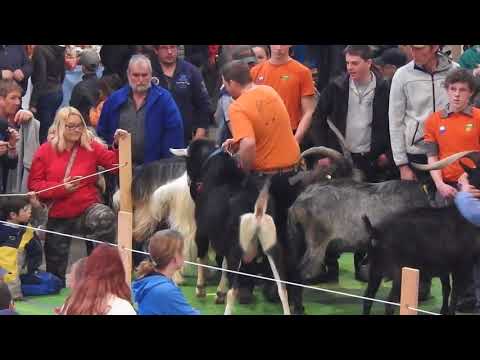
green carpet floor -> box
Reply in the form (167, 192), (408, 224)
(15, 254), (444, 315)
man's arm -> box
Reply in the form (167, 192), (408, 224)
(295, 95), (315, 144)
(388, 69), (408, 167)
(237, 137), (256, 173)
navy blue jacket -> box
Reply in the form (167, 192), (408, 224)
(0, 45), (32, 94)
(152, 59), (211, 144)
(96, 84), (184, 164)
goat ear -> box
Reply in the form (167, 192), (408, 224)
(170, 148), (189, 157)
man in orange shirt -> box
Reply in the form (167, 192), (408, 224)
(424, 68), (480, 206)
(222, 60), (302, 303)
(250, 45), (316, 145)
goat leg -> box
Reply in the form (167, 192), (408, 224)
(363, 273), (382, 315)
(215, 257), (229, 304)
(266, 254), (291, 315)
(439, 274), (451, 315)
(196, 255), (208, 298)
(224, 288), (238, 315)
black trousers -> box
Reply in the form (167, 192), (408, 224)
(45, 203), (116, 284)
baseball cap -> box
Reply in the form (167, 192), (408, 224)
(374, 48), (408, 68)
(79, 50), (101, 72)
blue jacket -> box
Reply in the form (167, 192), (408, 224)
(455, 191), (480, 227)
(152, 59), (211, 144)
(132, 273), (200, 315)
(96, 84), (184, 164)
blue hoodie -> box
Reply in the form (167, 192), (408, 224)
(132, 274), (200, 315)
(0, 308), (18, 315)
(455, 191), (480, 227)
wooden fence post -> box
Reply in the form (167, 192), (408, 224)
(118, 134), (133, 285)
(400, 267), (420, 315)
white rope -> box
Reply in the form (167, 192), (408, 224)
(407, 306), (441, 315)
(0, 163), (127, 198)
(0, 221), (404, 310)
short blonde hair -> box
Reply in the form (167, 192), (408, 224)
(50, 107), (93, 152)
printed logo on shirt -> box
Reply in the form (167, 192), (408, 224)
(256, 75), (265, 83)
(465, 123), (474, 132)
(439, 125), (446, 135)
(176, 74), (190, 89)
(280, 75), (289, 81)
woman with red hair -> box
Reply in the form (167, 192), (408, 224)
(59, 244), (136, 315)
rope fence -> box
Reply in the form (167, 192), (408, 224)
(0, 220), (441, 315)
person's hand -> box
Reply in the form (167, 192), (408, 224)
(437, 182), (458, 199)
(14, 109), (33, 124)
(1, 69), (13, 80)
(8, 128), (19, 148)
(28, 193), (42, 209)
(113, 129), (129, 146)
(458, 173), (480, 198)
(399, 165), (417, 181)
(194, 128), (207, 140)
(64, 176), (82, 193)
(376, 153), (390, 168)
(0, 141), (8, 156)
(474, 66), (480, 77)
(13, 69), (24, 82)
(222, 138), (239, 155)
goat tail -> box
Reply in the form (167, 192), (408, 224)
(361, 214), (378, 249)
(239, 177), (277, 260)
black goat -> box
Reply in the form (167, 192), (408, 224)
(361, 153), (480, 315)
(171, 139), (291, 315)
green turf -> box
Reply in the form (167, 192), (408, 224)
(15, 254), (444, 315)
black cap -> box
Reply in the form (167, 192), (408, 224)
(374, 48), (408, 68)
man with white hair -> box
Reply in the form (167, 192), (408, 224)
(97, 54), (184, 167)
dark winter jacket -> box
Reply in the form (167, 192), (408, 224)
(30, 45), (66, 108)
(100, 45), (136, 84)
(183, 45), (209, 69)
(0, 45), (32, 94)
(310, 71), (391, 161)
(70, 73), (100, 125)
(151, 58), (211, 143)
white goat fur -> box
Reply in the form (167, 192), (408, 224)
(149, 172), (197, 262)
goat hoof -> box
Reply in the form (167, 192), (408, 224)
(291, 305), (305, 315)
(196, 285), (207, 298)
(215, 292), (227, 304)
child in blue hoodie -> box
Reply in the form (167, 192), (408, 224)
(132, 229), (200, 315)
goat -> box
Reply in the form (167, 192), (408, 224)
(286, 151), (473, 314)
(361, 151), (480, 315)
(171, 139), (291, 315)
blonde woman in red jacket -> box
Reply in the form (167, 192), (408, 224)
(28, 107), (128, 286)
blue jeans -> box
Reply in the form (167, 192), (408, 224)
(37, 91), (63, 143)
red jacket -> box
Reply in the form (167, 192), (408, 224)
(28, 141), (119, 219)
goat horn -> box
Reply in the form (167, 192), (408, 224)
(327, 119), (352, 160)
(300, 146), (344, 161)
(170, 148), (189, 157)
(411, 151), (478, 171)
(463, 151), (480, 166)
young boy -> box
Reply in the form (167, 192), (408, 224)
(0, 195), (42, 299)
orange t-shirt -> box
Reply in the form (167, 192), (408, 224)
(424, 107), (480, 182)
(228, 85), (300, 171)
(250, 59), (315, 130)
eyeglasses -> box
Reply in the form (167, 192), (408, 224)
(65, 123), (85, 131)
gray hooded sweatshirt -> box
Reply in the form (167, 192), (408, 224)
(389, 53), (458, 166)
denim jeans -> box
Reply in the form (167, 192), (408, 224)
(37, 90), (63, 144)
